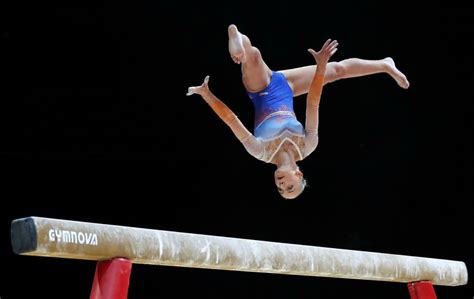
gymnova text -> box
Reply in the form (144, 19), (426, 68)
(48, 229), (98, 246)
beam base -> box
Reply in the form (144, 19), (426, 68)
(90, 258), (132, 299)
(408, 281), (437, 299)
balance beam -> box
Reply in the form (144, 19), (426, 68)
(11, 216), (467, 287)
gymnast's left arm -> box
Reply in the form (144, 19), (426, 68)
(187, 76), (264, 160)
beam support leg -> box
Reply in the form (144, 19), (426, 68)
(408, 281), (437, 299)
(90, 258), (132, 299)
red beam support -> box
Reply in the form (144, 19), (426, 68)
(90, 258), (132, 299)
(408, 281), (437, 299)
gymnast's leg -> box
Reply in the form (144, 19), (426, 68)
(281, 57), (410, 97)
(228, 24), (273, 92)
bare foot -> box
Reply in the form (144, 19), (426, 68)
(228, 24), (246, 64)
(384, 57), (410, 89)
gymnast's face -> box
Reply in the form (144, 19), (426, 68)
(274, 169), (304, 200)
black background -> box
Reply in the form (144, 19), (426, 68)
(1, 0), (473, 298)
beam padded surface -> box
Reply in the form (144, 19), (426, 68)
(11, 217), (468, 286)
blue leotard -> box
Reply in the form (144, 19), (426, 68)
(246, 71), (306, 162)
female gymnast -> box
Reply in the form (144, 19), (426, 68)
(187, 24), (409, 200)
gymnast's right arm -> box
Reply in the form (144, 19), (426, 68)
(187, 76), (264, 160)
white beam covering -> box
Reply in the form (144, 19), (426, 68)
(11, 217), (468, 286)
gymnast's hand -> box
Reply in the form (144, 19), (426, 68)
(186, 75), (210, 96)
(308, 39), (338, 66)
